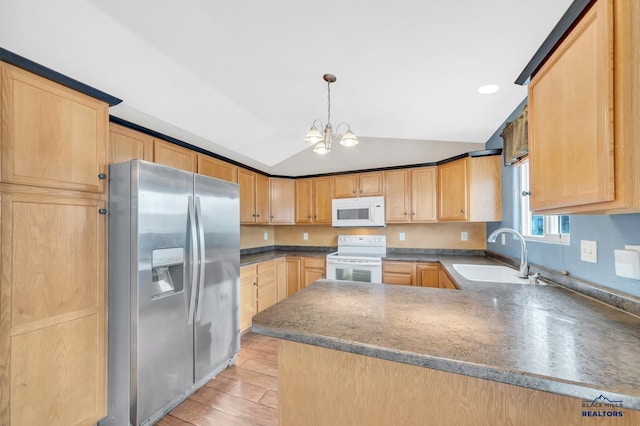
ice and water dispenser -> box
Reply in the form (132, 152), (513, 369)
(151, 247), (185, 299)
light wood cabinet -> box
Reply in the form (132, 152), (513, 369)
(108, 123), (154, 164)
(415, 263), (440, 288)
(333, 172), (383, 198)
(0, 63), (108, 425)
(197, 155), (238, 183)
(286, 257), (302, 296)
(302, 257), (326, 288)
(438, 269), (457, 290)
(240, 259), (281, 333)
(295, 177), (333, 224)
(240, 264), (257, 333)
(385, 167), (437, 223)
(276, 257), (287, 302)
(382, 261), (414, 285)
(238, 168), (269, 224)
(153, 139), (197, 172)
(382, 261), (457, 289)
(437, 156), (502, 222)
(1, 62), (108, 193)
(257, 260), (277, 313)
(269, 178), (295, 224)
(0, 191), (107, 426)
(528, 0), (640, 214)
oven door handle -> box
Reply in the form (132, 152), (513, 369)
(327, 259), (381, 267)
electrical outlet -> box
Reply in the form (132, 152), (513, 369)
(303, 232), (308, 241)
(501, 234), (506, 245)
(580, 240), (598, 263)
(263, 232), (269, 241)
(461, 232), (468, 241)
(399, 232), (406, 241)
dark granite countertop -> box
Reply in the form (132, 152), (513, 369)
(252, 267), (640, 410)
(240, 248), (333, 266)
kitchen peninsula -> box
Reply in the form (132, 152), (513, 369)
(252, 275), (640, 425)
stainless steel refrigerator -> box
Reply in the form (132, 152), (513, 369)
(100, 160), (240, 426)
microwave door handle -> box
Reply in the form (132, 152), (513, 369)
(187, 196), (199, 326)
(195, 196), (206, 322)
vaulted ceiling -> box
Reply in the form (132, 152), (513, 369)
(1, 0), (572, 176)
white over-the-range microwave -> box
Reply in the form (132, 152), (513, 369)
(332, 196), (386, 227)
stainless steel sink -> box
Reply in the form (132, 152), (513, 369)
(452, 264), (531, 284)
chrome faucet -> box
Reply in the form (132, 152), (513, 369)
(487, 228), (529, 278)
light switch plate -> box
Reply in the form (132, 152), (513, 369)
(461, 232), (468, 241)
(581, 240), (598, 263)
(399, 232), (406, 241)
(303, 232), (308, 241)
(263, 232), (269, 241)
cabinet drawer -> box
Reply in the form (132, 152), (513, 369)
(382, 261), (413, 274)
(257, 259), (276, 274)
(382, 273), (412, 286)
(240, 264), (257, 279)
(303, 257), (326, 269)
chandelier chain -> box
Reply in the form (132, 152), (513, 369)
(327, 79), (331, 127)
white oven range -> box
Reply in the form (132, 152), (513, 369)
(326, 235), (386, 284)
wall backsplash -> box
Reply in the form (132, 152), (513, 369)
(242, 223), (487, 250)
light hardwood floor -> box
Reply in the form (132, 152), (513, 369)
(156, 333), (280, 426)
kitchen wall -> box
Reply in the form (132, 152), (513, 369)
(241, 223), (487, 250)
(485, 99), (640, 298)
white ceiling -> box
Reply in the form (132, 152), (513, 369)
(0, 0), (572, 176)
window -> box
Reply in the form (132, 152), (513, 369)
(519, 159), (570, 244)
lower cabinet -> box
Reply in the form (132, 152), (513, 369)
(382, 261), (457, 289)
(438, 269), (457, 290)
(286, 257), (302, 296)
(414, 263), (440, 288)
(240, 258), (288, 333)
(240, 264), (257, 333)
(276, 257), (287, 302)
(382, 261), (414, 285)
(0, 188), (107, 425)
(302, 257), (326, 288)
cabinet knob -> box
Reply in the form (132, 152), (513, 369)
(98, 208), (107, 215)
(98, 173), (107, 180)
(308, 215), (312, 219)
(314, 215), (317, 219)
(404, 212), (408, 216)
(460, 209), (466, 213)
(522, 191), (531, 197)
(412, 212), (416, 216)
(256, 214), (260, 217)
(352, 190), (356, 194)
(271, 215), (274, 219)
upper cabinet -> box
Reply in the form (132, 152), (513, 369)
(153, 139), (196, 172)
(197, 154), (238, 183)
(333, 171), (383, 198)
(437, 156), (502, 222)
(239, 168), (269, 224)
(295, 177), (333, 224)
(385, 167), (437, 223)
(528, 0), (640, 214)
(0, 62), (108, 192)
(269, 178), (295, 224)
(108, 122), (153, 164)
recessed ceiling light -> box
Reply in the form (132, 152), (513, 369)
(478, 84), (500, 94)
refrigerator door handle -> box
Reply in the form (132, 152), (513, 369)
(195, 196), (206, 322)
(187, 196), (199, 325)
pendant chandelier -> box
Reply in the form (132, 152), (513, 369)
(304, 73), (359, 155)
